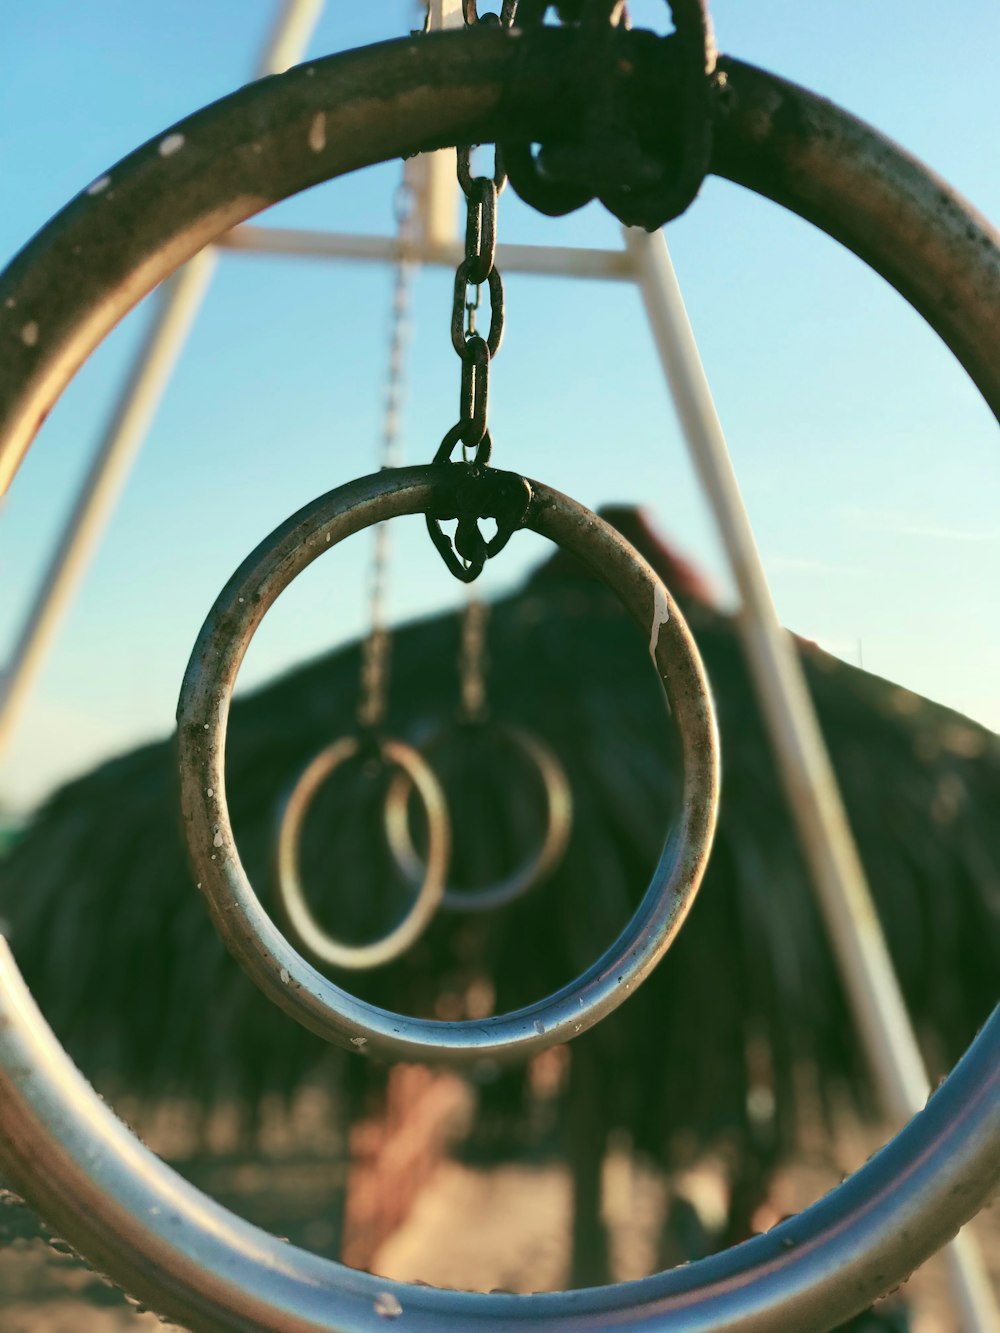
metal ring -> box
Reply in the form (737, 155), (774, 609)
(0, 947), (996, 1332)
(274, 735), (450, 970)
(176, 463), (718, 1064)
(0, 26), (998, 1331)
(384, 722), (574, 912)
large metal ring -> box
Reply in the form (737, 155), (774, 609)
(0, 23), (998, 1332)
(384, 721), (573, 912)
(0, 949), (996, 1332)
(274, 735), (450, 969)
(176, 463), (718, 1065)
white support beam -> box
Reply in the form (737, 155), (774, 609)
(0, 0), (325, 763)
(626, 223), (999, 1333)
(253, 0), (324, 78)
(219, 224), (636, 280)
(0, 252), (215, 758)
(417, 0), (463, 246)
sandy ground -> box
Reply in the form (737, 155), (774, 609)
(2, 1150), (996, 1331)
(0, 1243), (178, 1332)
(370, 1154), (999, 1332)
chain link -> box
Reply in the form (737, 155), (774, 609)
(438, 1), (516, 467)
(435, 4), (518, 685)
(462, 0), (519, 26)
(358, 174), (418, 730)
(459, 594), (490, 721)
(425, 0), (531, 585)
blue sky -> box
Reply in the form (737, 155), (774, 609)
(1, 1), (998, 811)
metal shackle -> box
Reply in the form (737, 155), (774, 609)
(0, 21), (998, 1333)
(274, 734), (451, 970)
(383, 720), (574, 912)
(175, 464), (720, 1065)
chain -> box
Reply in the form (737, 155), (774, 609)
(454, 40), (498, 711)
(459, 593), (490, 721)
(437, 1), (515, 471)
(462, 1), (519, 25)
(424, 1), (533, 586)
(358, 177), (418, 730)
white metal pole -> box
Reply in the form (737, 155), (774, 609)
(0, 0), (324, 763)
(417, 0), (463, 244)
(0, 253), (215, 758)
(219, 225), (635, 280)
(253, 0), (324, 79)
(625, 224), (998, 1332)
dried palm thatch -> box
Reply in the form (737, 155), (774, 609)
(1, 507), (997, 1194)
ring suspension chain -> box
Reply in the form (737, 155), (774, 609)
(357, 174), (418, 729)
(449, 0), (512, 467)
(272, 144), (450, 972)
(461, 1), (520, 29)
(425, 0), (533, 584)
(448, 4), (503, 829)
(458, 592), (489, 723)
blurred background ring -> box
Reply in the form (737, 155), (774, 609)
(275, 734), (451, 969)
(383, 720), (573, 912)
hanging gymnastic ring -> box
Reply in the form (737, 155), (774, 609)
(274, 734), (450, 969)
(176, 463), (718, 1065)
(0, 24), (998, 1333)
(383, 721), (573, 912)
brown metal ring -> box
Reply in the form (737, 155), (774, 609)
(383, 721), (573, 912)
(274, 735), (450, 970)
(175, 463), (718, 1066)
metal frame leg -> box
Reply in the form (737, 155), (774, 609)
(0, 0), (325, 762)
(626, 223), (999, 1333)
(0, 252), (215, 757)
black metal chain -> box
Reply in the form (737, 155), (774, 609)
(358, 177), (417, 729)
(441, 12), (510, 468)
(462, 0), (519, 25)
(427, 1), (532, 585)
(502, 0), (717, 231)
(459, 593), (490, 722)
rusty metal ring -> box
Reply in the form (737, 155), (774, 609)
(0, 25), (999, 1333)
(176, 463), (718, 1063)
(384, 721), (574, 912)
(274, 735), (450, 970)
